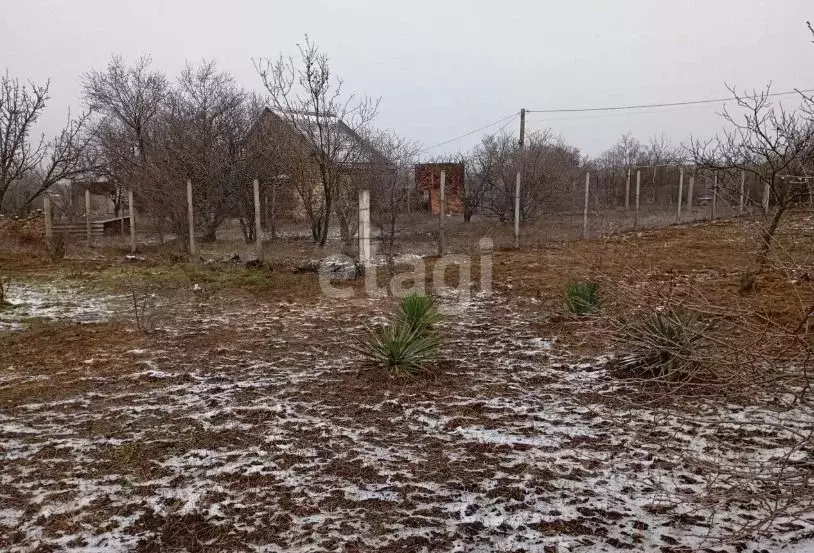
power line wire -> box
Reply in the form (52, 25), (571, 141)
(418, 88), (814, 155)
(420, 113), (517, 152)
(526, 88), (814, 114)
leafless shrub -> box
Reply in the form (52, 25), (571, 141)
(45, 234), (66, 262)
(127, 275), (158, 332)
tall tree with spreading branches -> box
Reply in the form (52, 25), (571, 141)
(255, 37), (379, 247)
(0, 71), (92, 213)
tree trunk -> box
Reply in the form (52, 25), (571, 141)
(740, 204), (786, 293)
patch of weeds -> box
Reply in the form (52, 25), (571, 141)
(240, 270), (267, 286)
(358, 293), (442, 377)
(564, 280), (599, 316)
(614, 307), (708, 381)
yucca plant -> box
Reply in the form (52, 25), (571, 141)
(617, 307), (706, 380)
(396, 293), (441, 334)
(360, 322), (440, 377)
(564, 280), (600, 316)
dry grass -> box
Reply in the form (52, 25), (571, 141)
(1, 209), (813, 552)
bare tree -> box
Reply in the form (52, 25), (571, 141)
(470, 129), (581, 223)
(83, 56), (167, 163)
(255, 36), (379, 247)
(689, 85), (814, 289)
(469, 131), (517, 223)
(82, 56), (167, 229)
(139, 62), (259, 246)
(363, 130), (420, 258)
(0, 71), (92, 213)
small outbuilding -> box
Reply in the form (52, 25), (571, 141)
(414, 162), (464, 215)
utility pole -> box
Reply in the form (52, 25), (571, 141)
(514, 108), (526, 249)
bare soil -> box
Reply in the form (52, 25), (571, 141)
(1, 211), (813, 552)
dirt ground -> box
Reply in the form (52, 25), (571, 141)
(1, 210), (813, 552)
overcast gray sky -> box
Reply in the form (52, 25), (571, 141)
(2, 0), (812, 157)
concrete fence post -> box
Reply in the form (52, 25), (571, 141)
(762, 179), (771, 213)
(186, 179), (196, 256)
(688, 173), (695, 213)
(253, 179), (263, 262)
(582, 172), (590, 239)
(634, 169), (641, 229)
(128, 189), (136, 253)
(711, 171), (718, 220)
(358, 188), (371, 266)
(85, 187), (92, 246)
(439, 170), (447, 256)
(739, 170), (746, 215)
(43, 194), (53, 241)
(677, 167), (684, 223)
(625, 167), (631, 211)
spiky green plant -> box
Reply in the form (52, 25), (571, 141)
(360, 322), (440, 377)
(617, 308), (706, 380)
(564, 280), (600, 316)
(396, 293), (441, 334)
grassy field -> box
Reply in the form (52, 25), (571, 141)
(1, 210), (813, 552)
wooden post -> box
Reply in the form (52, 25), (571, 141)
(128, 189), (136, 253)
(358, 188), (371, 266)
(253, 179), (263, 262)
(582, 172), (590, 239)
(43, 194), (53, 241)
(711, 172), (718, 219)
(739, 170), (746, 215)
(439, 170), (446, 256)
(762, 179), (771, 213)
(625, 167), (631, 211)
(676, 167), (684, 223)
(85, 187), (92, 246)
(634, 169), (641, 229)
(186, 179), (196, 255)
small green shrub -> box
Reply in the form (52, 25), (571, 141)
(564, 280), (599, 315)
(396, 293), (441, 334)
(616, 307), (706, 380)
(241, 271), (266, 286)
(360, 322), (440, 377)
(358, 293), (442, 377)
